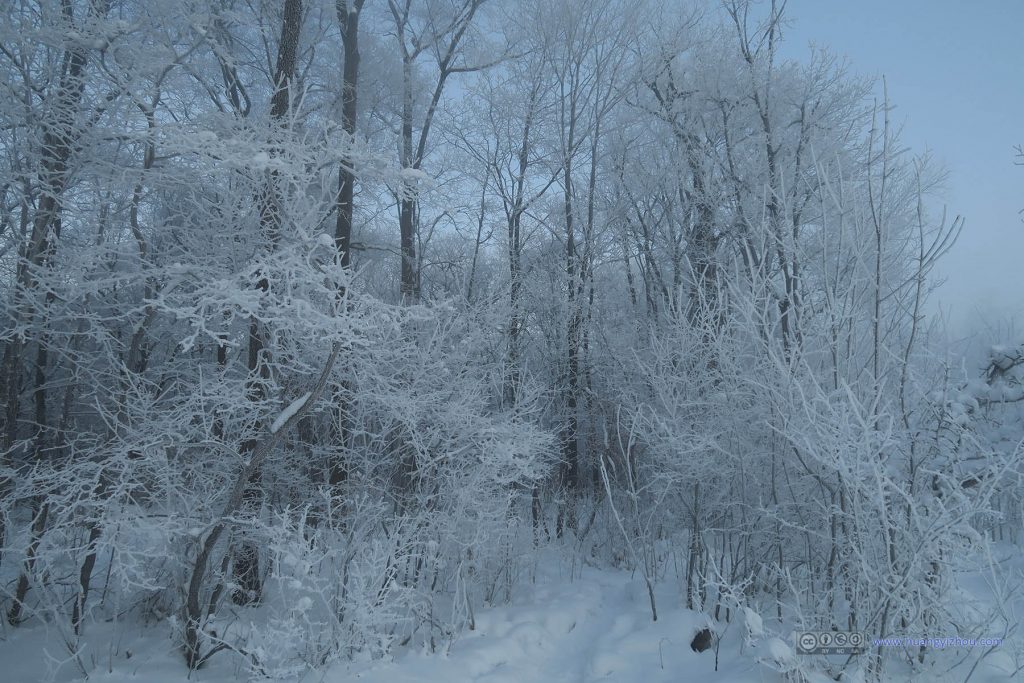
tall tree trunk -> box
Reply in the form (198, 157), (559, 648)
(7, 502), (48, 624)
(232, 0), (304, 608)
(389, 0), (482, 304)
(327, 0), (365, 493)
(2, 0), (100, 608)
(559, 166), (581, 535)
(399, 52), (419, 302)
(334, 0), (364, 273)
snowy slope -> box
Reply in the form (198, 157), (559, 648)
(339, 565), (766, 683)
(2, 551), (1021, 682)
(0, 560), (773, 683)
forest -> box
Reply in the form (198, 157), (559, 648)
(0, 0), (1021, 681)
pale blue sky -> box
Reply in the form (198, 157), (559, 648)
(779, 0), (1024, 337)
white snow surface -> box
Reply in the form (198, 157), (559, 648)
(343, 567), (764, 683)
(270, 392), (311, 433)
(400, 167), (430, 183)
(760, 637), (796, 670)
(742, 606), (764, 640)
(1, 552), (1020, 682)
(0, 561), (769, 683)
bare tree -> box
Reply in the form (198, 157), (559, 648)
(386, 0), (487, 302)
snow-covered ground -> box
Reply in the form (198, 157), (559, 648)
(1, 549), (1021, 682)
(0, 556), (774, 683)
(343, 564), (766, 683)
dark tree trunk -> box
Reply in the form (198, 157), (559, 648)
(71, 523), (103, 634)
(334, 0), (364, 272)
(8, 502), (48, 624)
(399, 52), (419, 303)
(399, 196), (418, 302)
(390, 0), (482, 304)
(3, 0), (98, 609)
(325, 0), (364, 495)
(559, 173), (581, 536)
(232, 0), (304, 609)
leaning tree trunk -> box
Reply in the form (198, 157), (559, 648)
(185, 344), (340, 669)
